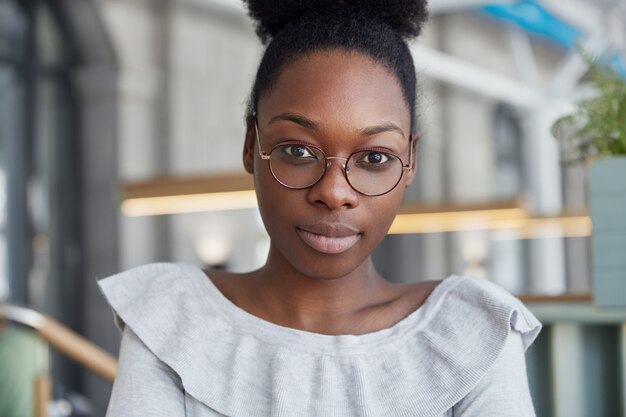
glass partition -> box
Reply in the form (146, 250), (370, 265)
(0, 0), (27, 302)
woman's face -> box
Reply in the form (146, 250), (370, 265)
(244, 50), (416, 279)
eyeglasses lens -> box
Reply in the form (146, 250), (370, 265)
(347, 151), (404, 196)
(269, 145), (326, 188)
(268, 145), (403, 195)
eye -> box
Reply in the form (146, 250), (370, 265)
(356, 151), (391, 165)
(280, 144), (317, 159)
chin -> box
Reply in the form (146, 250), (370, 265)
(297, 260), (363, 280)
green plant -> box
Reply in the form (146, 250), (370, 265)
(552, 52), (626, 164)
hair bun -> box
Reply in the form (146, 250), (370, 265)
(243, 0), (429, 43)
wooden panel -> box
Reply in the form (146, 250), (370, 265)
(121, 172), (254, 199)
(34, 374), (51, 417)
(396, 197), (524, 215)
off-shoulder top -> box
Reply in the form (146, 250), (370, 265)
(98, 262), (541, 417)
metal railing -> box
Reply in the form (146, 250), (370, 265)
(0, 304), (117, 417)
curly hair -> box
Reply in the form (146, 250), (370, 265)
(243, 0), (429, 132)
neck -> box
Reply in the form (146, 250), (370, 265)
(248, 245), (392, 333)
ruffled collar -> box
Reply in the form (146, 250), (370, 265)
(99, 263), (541, 417)
(200, 264), (460, 354)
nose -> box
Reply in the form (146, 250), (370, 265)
(325, 156), (348, 170)
(306, 157), (359, 209)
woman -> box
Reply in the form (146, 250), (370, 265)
(99, 1), (541, 416)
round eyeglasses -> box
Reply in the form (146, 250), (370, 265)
(253, 117), (413, 196)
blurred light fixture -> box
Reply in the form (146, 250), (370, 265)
(120, 173), (256, 216)
(389, 199), (527, 234)
(196, 235), (232, 266)
(120, 176), (591, 238)
(389, 199), (591, 238)
(122, 191), (257, 217)
(490, 215), (592, 239)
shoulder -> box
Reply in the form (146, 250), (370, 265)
(98, 263), (236, 383)
(98, 262), (194, 299)
(388, 276), (541, 413)
(97, 262), (216, 333)
(420, 275), (542, 352)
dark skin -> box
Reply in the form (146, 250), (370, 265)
(205, 49), (440, 335)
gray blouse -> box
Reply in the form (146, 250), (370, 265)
(98, 263), (541, 417)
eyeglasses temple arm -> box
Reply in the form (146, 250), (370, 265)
(253, 115), (271, 160)
(403, 133), (415, 170)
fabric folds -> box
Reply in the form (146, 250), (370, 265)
(98, 263), (541, 417)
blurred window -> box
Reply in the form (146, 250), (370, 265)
(0, 0), (27, 301)
(492, 104), (525, 198)
(0, 0), (78, 307)
(489, 104), (528, 293)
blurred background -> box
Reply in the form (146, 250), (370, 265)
(1, 0), (625, 416)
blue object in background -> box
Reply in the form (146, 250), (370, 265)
(610, 54), (626, 78)
(482, 0), (583, 49)
(481, 0), (626, 77)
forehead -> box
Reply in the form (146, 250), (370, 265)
(257, 50), (410, 132)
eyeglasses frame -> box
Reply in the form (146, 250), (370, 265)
(252, 115), (414, 197)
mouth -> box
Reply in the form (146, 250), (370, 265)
(295, 223), (362, 255)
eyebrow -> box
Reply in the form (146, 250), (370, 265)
(358, 123), (405, 138)
(268, 112), (406, 138)
(268, 113), (319, 130)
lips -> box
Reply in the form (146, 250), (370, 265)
(296, 223), (362, 254)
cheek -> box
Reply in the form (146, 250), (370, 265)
(366, 193), (404, 238)
(254, 167), (300, 230)
(364, 189), (406, 250)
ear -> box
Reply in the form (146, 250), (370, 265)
(243, 116), (255, 174)
(404, 132), (419, 187)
